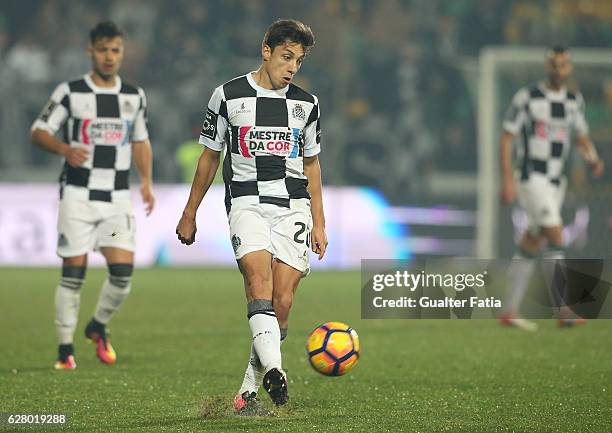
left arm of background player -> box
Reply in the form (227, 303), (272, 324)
(576, 134), (604, 178)
(304, 155), (327, 260)
(132, 139), (155, 215)
(573, 93), (604, 178)
(131, 88), (155, 215)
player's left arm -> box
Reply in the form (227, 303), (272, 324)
(304, 155), (327, 260)
(573, 93), (603, 178)
(576, 134), (604, 178)
(132, 138), (155, 215)
(131, 88), (155, 215)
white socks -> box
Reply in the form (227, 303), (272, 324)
(504, 250), (536, 314)
(93, 278), (131, 324)
(541, 247), (567, 314)
(247, 299), (281, 379)
(55, 285), (81, 344)
(54, 267), (85, 345)
(239, 328), (287, 395)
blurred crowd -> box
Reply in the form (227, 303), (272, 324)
(1, 0), (612, 202)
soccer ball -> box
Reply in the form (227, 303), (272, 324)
(306, 321), (360, 376)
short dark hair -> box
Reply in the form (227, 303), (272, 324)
(263, 19), (315, 54)
(90, 21), (124, 44)
(548, 45), (568, 56)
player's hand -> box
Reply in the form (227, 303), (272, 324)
(592, 159), (604, 178)
(311, 225), (328, 260)
(140, 183), (155, 216)
(500, 179), (516, 205)
(176, 212), (197, 245)
(64, 147), (89, 167)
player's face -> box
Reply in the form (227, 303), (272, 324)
(262, 42), (305, 89)
(547, 52), (572, 87)
(88, 36), (124, 80)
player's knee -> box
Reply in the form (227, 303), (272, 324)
(60, 266), (86, 290)
(108, 263), (133, 289)
(273, 291), (294, 316)
(245, 273), (272, 298)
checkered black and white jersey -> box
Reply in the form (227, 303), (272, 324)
(503, 82), (588, 184)
(32, 74), (148, 203)
(199, 73), (321, 212)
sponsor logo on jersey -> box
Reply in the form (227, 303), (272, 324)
(238, 126), (300, 158)
(534, 121), (568, 141)
(298, 249), (308, 263)
(81, 119), (130, 145)
(233, 102), (251, 116)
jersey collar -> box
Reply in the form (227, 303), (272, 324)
(85, 73), (122, 93)
(246, 71), (289, 96)
(539, 81), (567, 99)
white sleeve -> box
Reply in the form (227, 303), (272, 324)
(502, 88), (528, 136)
(303, 96), (321, 157)
(198, 86), (228, 151)
(31, 82), (70, 135)
(573, 92), (589, 137)
(131, 87), (149, 142)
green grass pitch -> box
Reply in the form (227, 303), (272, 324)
(1, 268), (611, 432)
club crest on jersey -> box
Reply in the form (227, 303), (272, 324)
(122, 100), (135, 114)
(238, 126), (300, 158)
(292, 104), (306, 121)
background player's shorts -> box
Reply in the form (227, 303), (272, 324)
(57, 198), (135, 258)
(228, 199), (312, 275)
(517, 174), (566, 234)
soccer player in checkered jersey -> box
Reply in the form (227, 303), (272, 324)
(176, 19), (327, 409)
(31, 22), (155, 369)
(498, 46), (604, 330)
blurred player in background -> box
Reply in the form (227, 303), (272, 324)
(31, 22), (155, 369)
(176, 19), (327, 410)
(499, 46), (603, 330)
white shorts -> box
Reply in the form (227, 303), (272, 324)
(57, 198), (135, 258)
(517, 174), (566, 234)
(228, 198), (312, 275)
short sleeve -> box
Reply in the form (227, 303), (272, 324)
(502, 88), (528, 136)
(131, 87), (149, 142)
(198, 86), (228, 151)
(303, 96), (321, 157)
(31, 82), (70, 134)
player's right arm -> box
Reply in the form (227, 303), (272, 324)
(30, 82), (88, 167)
(176, 147), (221, 245)
(176, 86), (228, 245)
(499, 88), (528, 205)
